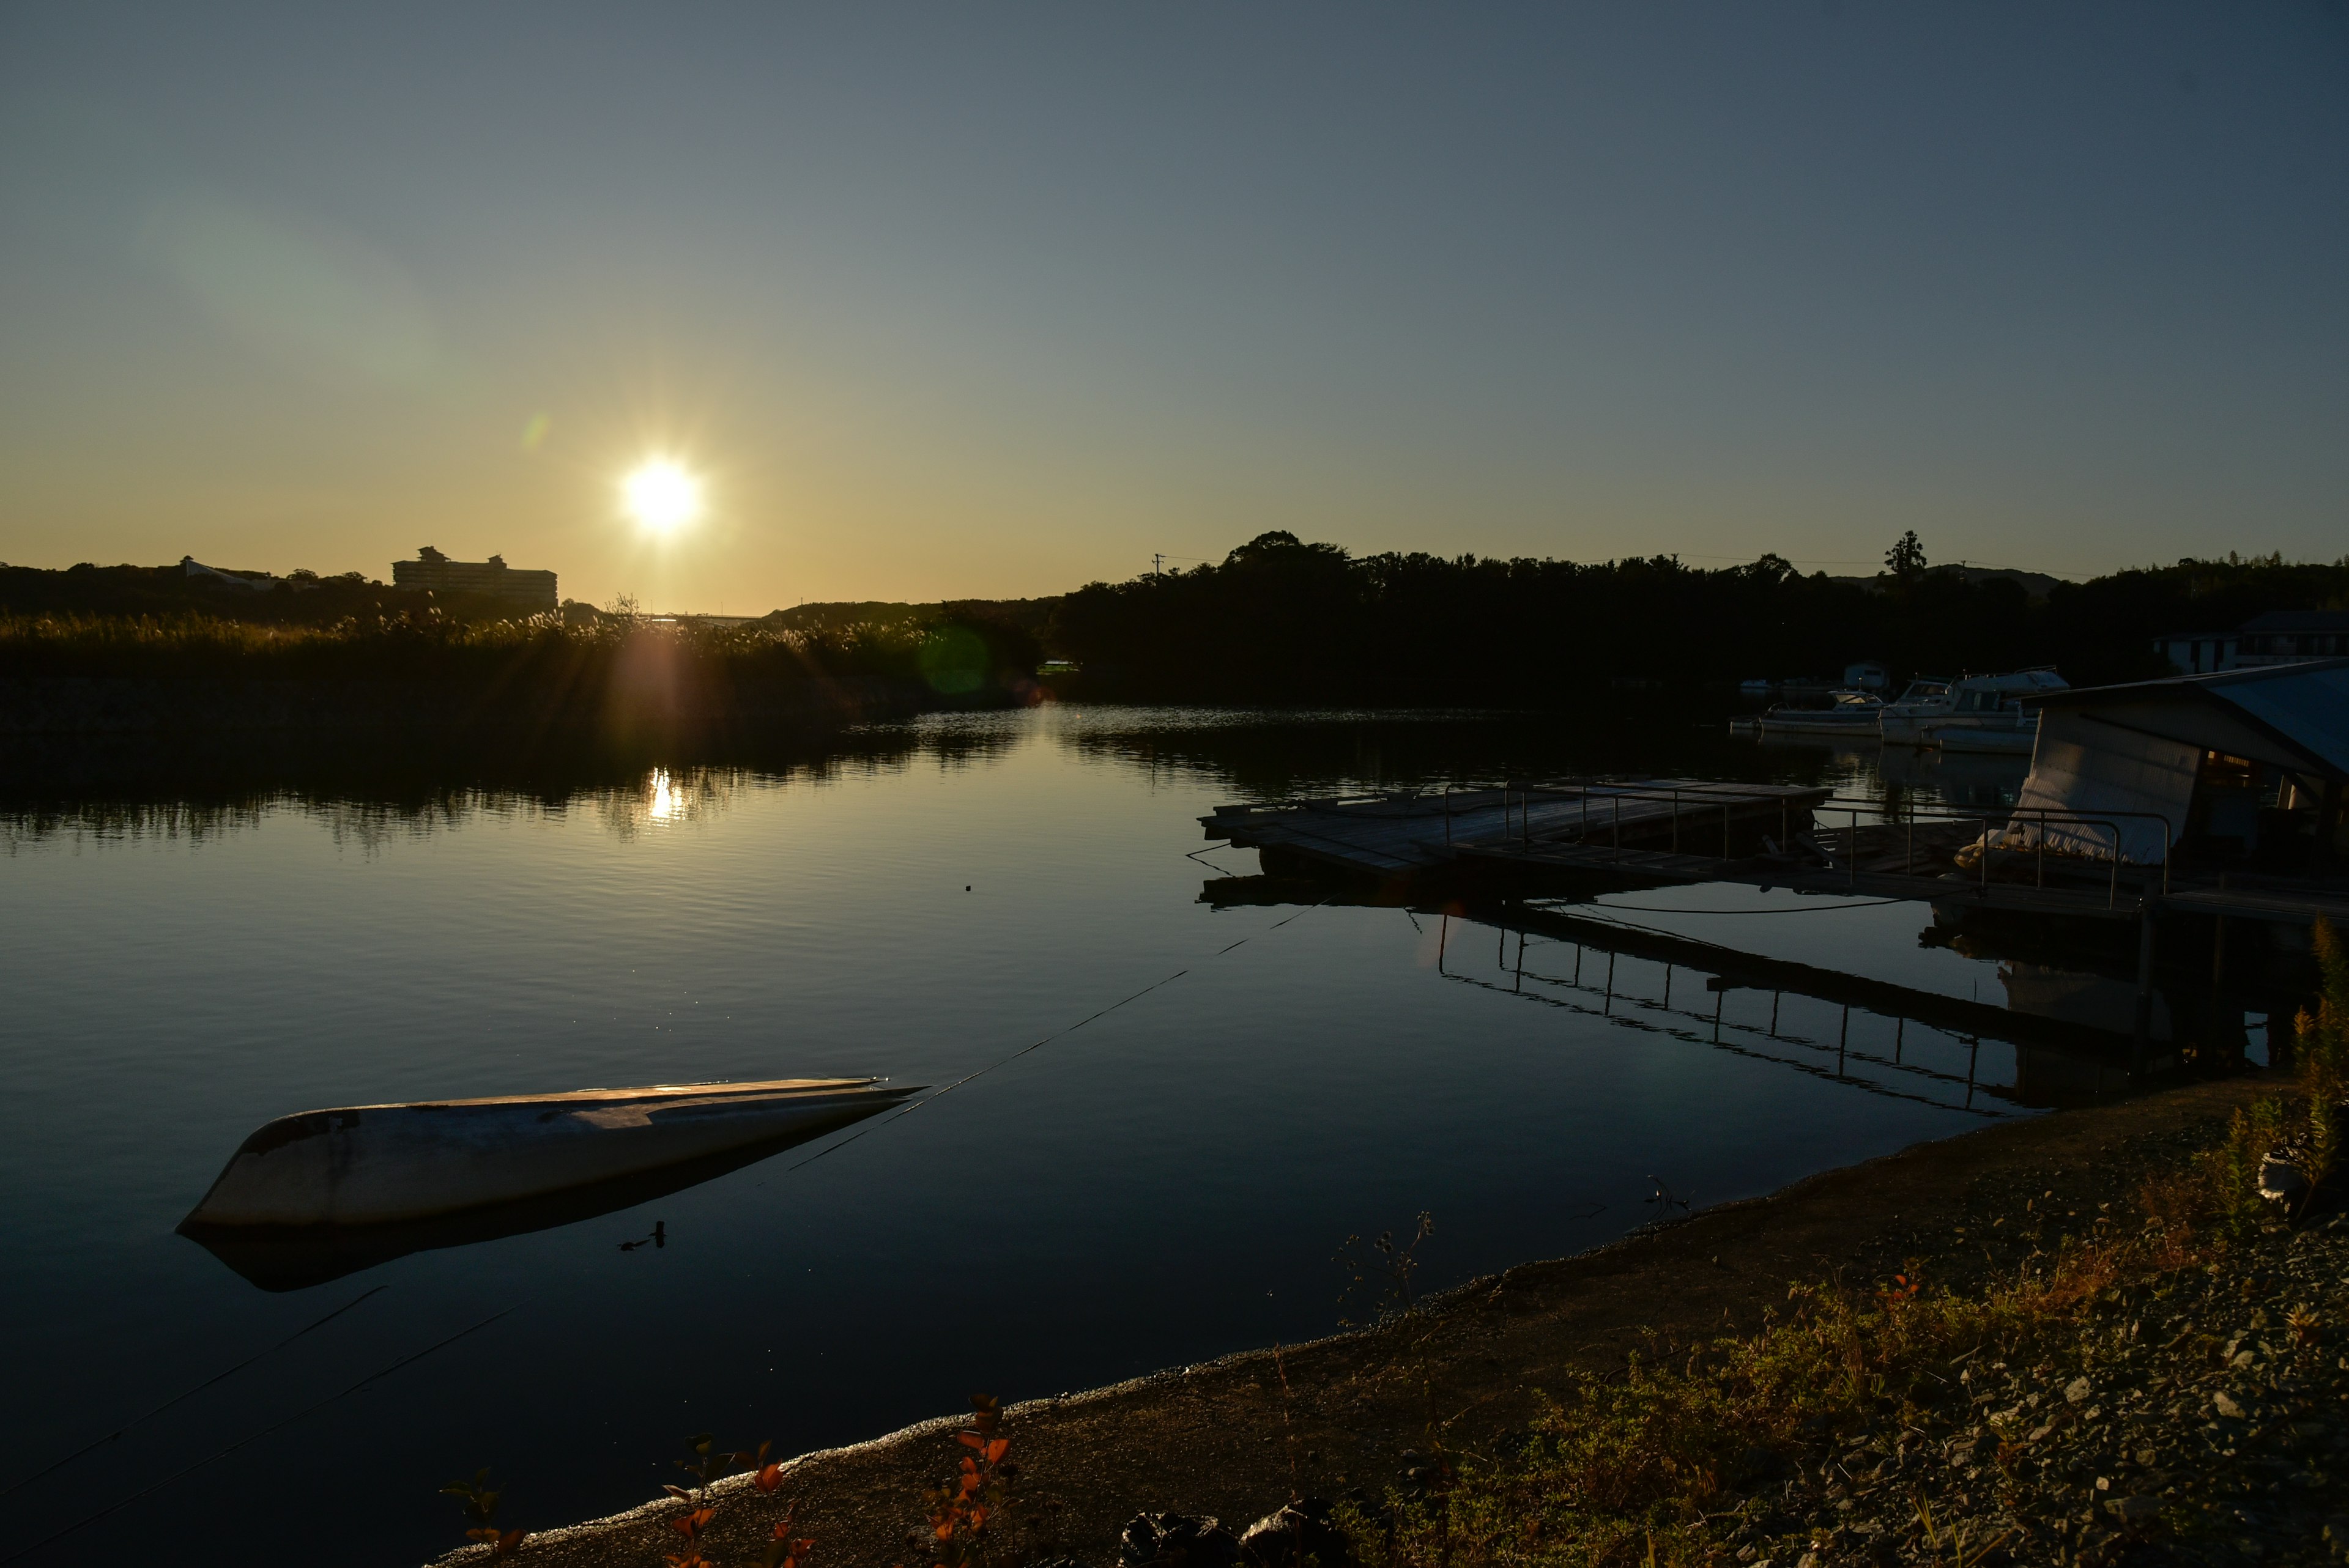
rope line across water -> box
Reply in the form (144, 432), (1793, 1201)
(1, 1306), (516, 1564)
(1564, 898), (1909, 916)
(0, 1284), (389, 1500)
(782, 893), (1337, 1175)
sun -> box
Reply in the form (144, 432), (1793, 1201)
(622, 459), (702, 532)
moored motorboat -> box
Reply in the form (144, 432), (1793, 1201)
(180, 1076), (919, 1232)
(1879, 668), (2066, 745)
(1754, 690), (1885, 739)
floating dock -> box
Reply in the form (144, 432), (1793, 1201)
(1202, 778), (2349, 933)
(1200, 779), (1832, 879)
(1204, 777), (2349, 1062)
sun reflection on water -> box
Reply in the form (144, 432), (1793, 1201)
(645, 767), (683, 824)
(593, 766), (735, 839)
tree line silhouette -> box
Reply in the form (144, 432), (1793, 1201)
(1045, 533), (2349, 703)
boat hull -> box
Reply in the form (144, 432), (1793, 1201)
(1927, 725), (2038, 755)
(1757, 716), (1881, 739)
(180, 1078), (916, 1230)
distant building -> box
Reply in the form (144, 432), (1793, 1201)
(2155, 628), (2235, 676)
(392, 546), (557, 612)
(2155, 610), (2349, 675)
(2230, 610), (2349, 668)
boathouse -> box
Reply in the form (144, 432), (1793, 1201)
(2154, 609), (2349, 675)
(2012, 659), (2348, 866)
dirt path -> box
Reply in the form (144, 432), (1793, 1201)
(447, 1076), (2272, 1568)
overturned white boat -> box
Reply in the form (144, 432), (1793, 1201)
(181, 1077), (919, 1232)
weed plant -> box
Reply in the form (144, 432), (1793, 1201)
(1348, 1217), (2169, 1568)
(1338, 1213), (1437, 1328)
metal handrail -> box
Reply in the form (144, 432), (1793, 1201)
(1434, 778), (2175, 905)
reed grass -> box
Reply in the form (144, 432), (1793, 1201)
(0, 610), (1004, 693)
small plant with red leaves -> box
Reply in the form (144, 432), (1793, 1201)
(659, 1433), (795, 1567)
(440, 1468), (528, 1559)
(762, 1503), (815, 1568)
(922, 1394), (1013, 1568)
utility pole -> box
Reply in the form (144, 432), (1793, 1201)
(1152, 553), (1164, 578)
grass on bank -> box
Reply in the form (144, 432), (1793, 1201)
(0, 610), (1036, 695)
(1346, 922), (2348, 1568)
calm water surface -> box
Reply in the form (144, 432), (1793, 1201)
(0, 707), (2097, 1564)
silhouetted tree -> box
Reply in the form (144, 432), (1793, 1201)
(1885, 530), (1928, 579)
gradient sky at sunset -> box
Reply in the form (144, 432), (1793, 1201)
(2, 4), (2342, 611)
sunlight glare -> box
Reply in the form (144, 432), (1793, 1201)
(623, 459), (702, 533)
(645, 766), (682, 823)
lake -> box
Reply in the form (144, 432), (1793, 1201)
(0, 705), (2213, 1565)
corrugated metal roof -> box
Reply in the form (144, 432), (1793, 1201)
(2028, 658), (2349, 780)
(2237, 610), (2349, 635)
(2219, 662), (2349, 776)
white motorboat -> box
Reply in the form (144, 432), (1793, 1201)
(1879, 668), (2066, 746)
(1754, 690), (1885, 739)
(180, 1076), (918, 1231)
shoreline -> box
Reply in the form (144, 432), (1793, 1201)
(443, 1073), (2278, 1568)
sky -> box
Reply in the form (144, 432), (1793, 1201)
(1, 4), (2343, 612)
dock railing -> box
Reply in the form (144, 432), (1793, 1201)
(1454, 778), (2173, 910)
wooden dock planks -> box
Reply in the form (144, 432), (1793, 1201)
(1200, 779), (1831, 878)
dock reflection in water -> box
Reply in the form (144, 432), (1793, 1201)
(1198, 870), (2273, 1114)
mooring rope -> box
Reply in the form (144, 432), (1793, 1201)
(0, 1283), (389, 1501)
(0, 1306), (516, 1564)
(1563, 897), (1909, 916)
(782, 892), (1337, 1175)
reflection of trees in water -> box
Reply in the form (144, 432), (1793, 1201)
(0, 704), (2030, 845)
(1044, 703), (1838, 800)
(0, 799), (267, 853)
(0, 723), (962, 846)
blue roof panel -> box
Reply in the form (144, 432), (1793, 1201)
(2217, 662), (2349, 777)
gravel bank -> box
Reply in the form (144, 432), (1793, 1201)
(1720, 1213), (2349, 1568)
